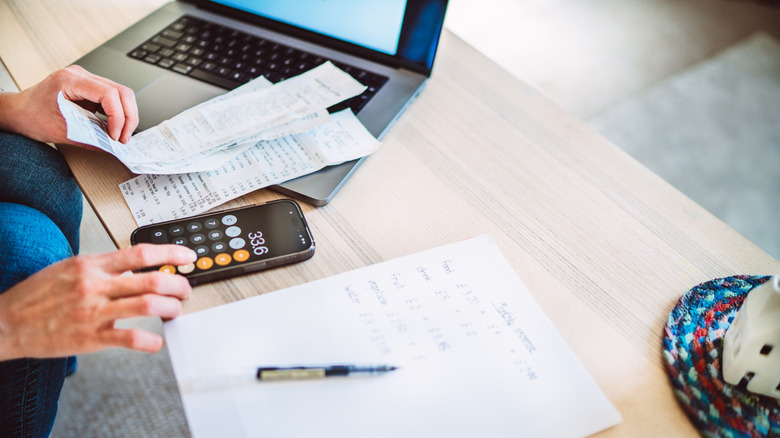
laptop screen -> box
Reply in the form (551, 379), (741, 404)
(214, 0), (406, 56)
(206, 0), (447, 72)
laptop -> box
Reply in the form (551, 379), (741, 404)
(75, 0), (449, 206)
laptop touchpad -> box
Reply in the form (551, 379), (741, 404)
(135, 73), (225, 131)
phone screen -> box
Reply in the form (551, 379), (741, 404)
(131, 200), (314, 285)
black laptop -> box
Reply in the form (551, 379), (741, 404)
(75, 0), (449, 205)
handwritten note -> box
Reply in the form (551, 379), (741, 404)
(164, 235), (621, 438)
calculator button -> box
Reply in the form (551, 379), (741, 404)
(177, 263), (195, 274)
(229, 237), (246, 249)
(186, 222), (202, 232)
(214, 253), (232, 266)
(151, 229), (167, 244)
(225, 226), (241, 237)
(172, 237), (187, 245)
(169, 225), (185, 236)
(208, 230), (223, 240)
(190, 233), (206, 244)
(159, 265), (176, 274)
(194, 245), (209, 257)
(221, 214), (238, 226)
(204, 218), (219, 229)
(233, 249), (250, 262)
(212, 242), (227, 252)
(196, 257), (214, 270)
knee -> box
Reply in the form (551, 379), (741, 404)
(0, 131), (82, 216)
(0, 132), (83, 252)
(0, 203), (73, 292)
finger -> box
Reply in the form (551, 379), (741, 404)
(102, 294), (184, 322)
(117, 89), (138, 143)
(98, 244), (197, 274)
(84, 73), (138, 143)
(61, 67), (138, 142)
(103, 270), (192, 300)
(92, 82), (138, 143)
(102, 327), (165, 353)
(62, 79), (123, 139)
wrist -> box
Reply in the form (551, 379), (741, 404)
(0, 91), (23, 135)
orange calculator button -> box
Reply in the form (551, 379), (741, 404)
(233, 249), (250, 262)
(215, 253), (232, 266)
(196, 257), (214, 270)
(159, 265), (176, 274)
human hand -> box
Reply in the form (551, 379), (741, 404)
(0, 244), (196, 361)
(0, 65), (138, 145)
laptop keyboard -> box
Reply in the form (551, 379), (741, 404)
(128, 15), (389, 114)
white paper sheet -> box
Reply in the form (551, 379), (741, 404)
(57, 62), (363, 174)
(120, 109), (380, 226)
(164, 235), (621, 438)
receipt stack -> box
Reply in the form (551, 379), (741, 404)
(58, 62), (381, 226)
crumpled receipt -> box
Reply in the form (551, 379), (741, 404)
(121, 109), (380, 226)
(57, 62), (382, 225)
(57, 61), (368, 174)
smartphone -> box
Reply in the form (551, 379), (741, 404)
(130, 199), (315, 285)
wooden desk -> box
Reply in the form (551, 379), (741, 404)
(2, 0), (778, 435)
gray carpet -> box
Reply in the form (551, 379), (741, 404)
(588, 32), (780, 261)
(51, 318), (190, 437)
(49, 32), (780, 438)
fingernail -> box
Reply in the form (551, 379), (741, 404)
(175, 247), (196, 261)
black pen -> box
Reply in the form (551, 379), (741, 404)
(257, 365), (398, 381)
(180, 364), (399, 391)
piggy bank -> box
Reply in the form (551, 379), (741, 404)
(723, 276), (780, 397)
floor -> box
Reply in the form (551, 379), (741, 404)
(446, 0), (780, 260)
(587, 32), (780, 260)
(446, 0), (780, 119)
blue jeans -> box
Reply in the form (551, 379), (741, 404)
(0, 131), (83, 437)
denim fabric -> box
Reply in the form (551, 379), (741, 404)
(0, 203), (74, 290)
(0, 132), (82, 254)
(0, 132), (83, 438)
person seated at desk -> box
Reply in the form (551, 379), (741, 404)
(0, 65), (196, 437)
